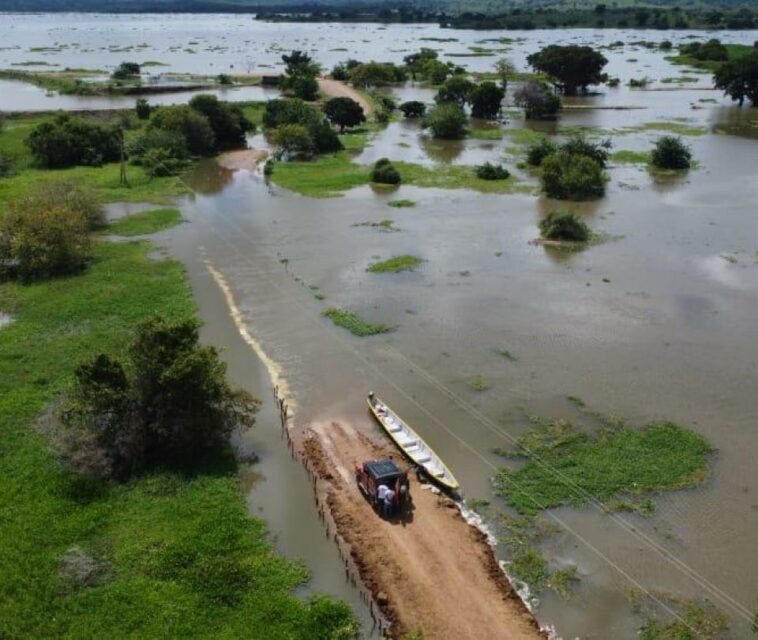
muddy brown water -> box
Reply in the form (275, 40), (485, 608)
(5, 14), (758, 639)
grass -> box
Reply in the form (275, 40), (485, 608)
(508, 548), (549, 589)
(322, 308), (393, 337)
(366, 255), (422, 273)
(631, 591), (728, 640)
(107, 208), (183, 236)
(0, 240), (356, 637)
(352, 219), (398, 232)
(468, 375), (490, 391)
(660, 76), (698, 84)
(468, 126), (504, 141)
(271, 152), (530, 198)
(495, 418), (711, 517)
(611, 149), (651, 165)
(628, 121), (707, 137)
(387, 199), (416, 208)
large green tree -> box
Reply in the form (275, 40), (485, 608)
(527, 45), (608, 95)
(714, 50), (758, 106)
(470, 81), (505, 119)
(323, 97), (366, 132)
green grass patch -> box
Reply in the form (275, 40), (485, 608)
(503, 127), (547, 146)
(366, 255), (422, 273)
(322, 308), (393, 336)
(352, 219), (397, 232)
(107, 208), (183, 236)
(387, 199), (416, 208)
(611, 149), (651, 165)
(659, 76), (698, 84)
(495, 419), (711, 517)
(628, 121), (707, 137)
(468, 375), (490, 391)
(508, 548), (549, 589)
(0, 239), (356, 636)
(468, 126), (503, 141)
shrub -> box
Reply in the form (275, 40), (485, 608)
(142, 147), (187, 177)
(475, 162), (510, 180)
(539, 211), (591, 242)
(309, 119), (343, 153)
(274, 124), (315, 158)
(189, 94), (252, 149)
(513, 81), (561, 119)
(0, 185), (96, 281)
(435, 75), (475, 108)
(371, 158), (401, 184)
(470, 81), (505, 120)
(526, 138), (558, 167)
(263, 97), (319, 129)
(135, 98), (151, 120)
(349, 62), (403, 88)
(54, 318), (258, 479)
(561, 135), (612, 168)
(651, 136), (692, 170)
(26, 114), (120, 169)
(0, 153), (14, 178)
(323, 97), (366, 132)
(127, 128), (189, 166)
(330, 63), (349, 81)
(399, 101), (426, 118)
(111, 61), (141, 80)
(426, 103), (467, 140)
(541, 151), (607, 200)
(291, 74), (319, 101)
(216, 73), (232, 85)
(149, 105), (215, 156)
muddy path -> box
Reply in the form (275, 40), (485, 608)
(318, 78), (374, 114)
(302, 421), (544, 640)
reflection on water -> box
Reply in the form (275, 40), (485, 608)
(183, 159), (235, 195)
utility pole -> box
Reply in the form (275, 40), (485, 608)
(119, 128), (129, 187)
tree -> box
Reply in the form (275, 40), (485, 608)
(422, 59), (452, 85)
(513, 81), (561, 119)
(403, 48), (438, 79)
(370, 158), (401, 185)
(0, 183), (97, 281)
(539, 211), (590, 242)
(273, 124), (315, 159)
(435, 75), (474, 108)
(135, 98), (151, 120)
(291, 74), (319, 101)
(399, 101), (426, 119)
(127, 128), (189, 170)
(26, 114), (120, 168)
(494, 57), (516, 90)
(349, 62), (401, 88)
(281, 50), (320, 77)
(189, 94), (252, 148)
(331, 63), (349, 81)
(426, 103), (467, 139)
(323, 97), (366, 132)
(54, 318), (258, 479)
(541, 152), (607, 200)
(714, 50), (758, 106)
(527, 45), (608, 95)
(526, 138), (558, 167)
(561, 135), (611, 168)
(112, 61), (141, 80)
(149, 105), (215, 156)
(470, 82), (505, 119)
(651, 136), (692, 170)
(263, 98), (318, 129)
(309, 119), (343, 153)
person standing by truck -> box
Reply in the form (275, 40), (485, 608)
(383, 486), (396, 517)
(377, 483), (389, 513)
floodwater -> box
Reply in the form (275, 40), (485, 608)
(5, 13), (758, 639)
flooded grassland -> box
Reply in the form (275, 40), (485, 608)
(3, 14), (758, 640)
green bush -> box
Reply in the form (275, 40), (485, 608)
(561, 135), (611, 168)
(135, 98), (151, 120)
(0, 153), (14, 178)
(55, 317), (258, 479)
(651, 136), (692, 170)
(539, 211), (591, 242)
(0, 185), (96, 281)
(216, 73), (232, 85)
(526, 138), (558, 167)
(309, 119), (344, 153)
(323, 96), (366, 132)
(142, 147), (188, 177)
(541, 151), (607, 200)
(475, 162), (510, 180)
(263, 98), (318, 129)
(370, 157), (401, 184)
(127, 128), (189, 166)
(513, 81), (562, 119)
(189, 94), (252, 149)
(149, 105), (215, 156)
(399, 100), (426, 118)
(26, 114), (120, 168)
(470, 81), (505, 119)
(274, 124), (315, 158)
(291, 74), (319, 101)
(330, 63), (349, 81)
(111, 61), (141, 80)
(350, 61), (405, 87)
(426, 102), (467, 139)
(435, 75), (475, 107)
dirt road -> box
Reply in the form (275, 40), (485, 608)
(217, 149), (268, 171)
(303, 421), (544, 640)
(317, 78), (374, 115)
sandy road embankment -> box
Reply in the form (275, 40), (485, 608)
(217, 149), (268, 171)
(317, 78), (374, 115)
(302, 421), (545, 640)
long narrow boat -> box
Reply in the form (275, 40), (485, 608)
(367, 392), (460, 493)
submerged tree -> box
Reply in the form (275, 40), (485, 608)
(713, 50), (758, 106)
(541, 152), (607, 200)
(527, 45), (608, 95)
(651, 136), (692, 170)
(513, 81), (561, 119)
(470, 82), (505, 119)
(539, 211), (591, 242)
(426, 103), (467, 139)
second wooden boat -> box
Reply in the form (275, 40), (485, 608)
(367, 392), (460, 492)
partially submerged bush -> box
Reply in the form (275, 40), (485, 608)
(263, 98), (342, 154)
(561, 135), (612, 168)
(111, 61), (140, 80)
(149, 105), (215, 156)
(26, 114), (120, 168)
(0, 184), (96, 281)
(651, 136), (692, 170)
(127, 128), (189, 170)
(371, 158), (401, 185)
(273, 124), (315, 159)
(399, 101), (426, 118)
(541, 151), (607, 200)
(539, 211), (591, 242)
(54, 317), (258, 479)
(475, 162), (510, 180)
(526, 138), (558, 167)
(426, 102), (467, 140)
(513, 81), (562, 120)
(469, 81), (505, 120)
(189, 94), (253, 149)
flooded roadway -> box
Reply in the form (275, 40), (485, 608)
(8, 13), (758, 638)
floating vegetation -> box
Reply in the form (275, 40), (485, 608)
(387, 199), (416, 208)
(322, 308), (393, 337)
(494, 416), (712, 517)
(367, 255), (422, 273)
(468, 375), (490, 391)
(629, 591), (728, 640)
(352, 219), (398, 232)
(612, 149), (651, 165)
(494, 348), (518, 361)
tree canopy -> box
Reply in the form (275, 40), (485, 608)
(513, 81), (561, 119)
(527, 45), (608, 95)
(323, 97), (366, 132)
(426, 103), (467, 139)
(26, 114), (120, 168)
(714, 49), (758, 106)
(470, 81), (505, 119)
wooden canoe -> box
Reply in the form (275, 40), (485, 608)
(367, 393), (460, 492)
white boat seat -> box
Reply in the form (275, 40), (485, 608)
(435, 471), (446, 477)
(401, 439), (417, 448)
(418, 456), (431, 464)
(388, 425), (402, 433)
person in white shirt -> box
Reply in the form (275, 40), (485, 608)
(384, 487), (396, 517)
(377, 483), (389, 512)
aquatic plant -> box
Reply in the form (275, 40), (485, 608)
(322, 308), (393, 336)
(651, 136), (692, 170)
(387, 199), (416, 208)
(475, 162), (510, 180)
(367, 255), (422, 273)
(539, 211), (591, 242)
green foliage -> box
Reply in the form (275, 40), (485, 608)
(263, 98), (318, 129)
(541, 152), (607, 200)
(370, 157), (401, 185)
(323, 97), (366, 133)
(188, 94), (252, 149)
(399, 101), (427, 119)
(494, 419), (711, 517)
(291, 74), (319, 101)
(148, 105), (215, 156)
(330, 62), (349, 81)
(26, 114), (120, 169)
(539, 211), (591, 242)
(509, 548), (549, 588)
(527, 45), (608, 95)
(714, 49), (758, 106)
(526, 138), (558, 167)
(387, 199), (416, 208)
(107, 208), (182, 236)
(651, 136), (692, 170)
(349, 62), (405, 88)
(680, 39), (728, 62)
(426, 103), (467, 140)
(322, 308), (393, 336)
(561, 135), (612, 168)
(111, 61), (141, 80)
(281, 50), (320, 77)
(470, 81), (505, 119)
(513, 81), (561, 120)
(435, 75), (475, 108)
(367, 255), (422, 273)
(135, 98), (151, 120)
(274, 124), (315, 159)
(475, 162), (510, 180)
